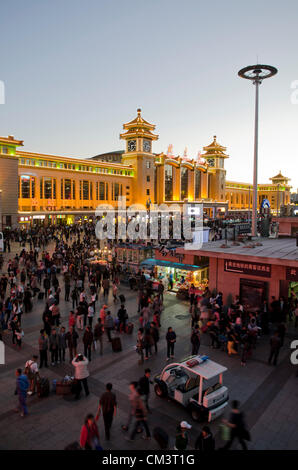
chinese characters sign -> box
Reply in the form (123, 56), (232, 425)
(286, 267), (298, 281)
(224, 259), (271, 278)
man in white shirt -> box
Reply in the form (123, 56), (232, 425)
(25, 355), (39, 395)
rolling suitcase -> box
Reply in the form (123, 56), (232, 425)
(37, 377), (50, 398)
(111, 337), (122, 352)
(38, 292), (45, 300)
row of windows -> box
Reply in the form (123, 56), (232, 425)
(18, 157), (133, 176)
(165, 166), (203, 201)
(228, 193), (252, 205)
(18, 176), (128, 202)
(0, 145), (9, 154)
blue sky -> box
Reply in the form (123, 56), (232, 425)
(1, 0), (298, 190)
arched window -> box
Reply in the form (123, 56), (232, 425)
(181, 167), (188, 200)
(165, 164), (173, 201)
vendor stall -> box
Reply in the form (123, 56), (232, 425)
(140, 258), (209, 296)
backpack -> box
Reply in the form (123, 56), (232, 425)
(25, 361), (35, 380)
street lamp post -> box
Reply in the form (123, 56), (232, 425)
(238, 64), (278, 237)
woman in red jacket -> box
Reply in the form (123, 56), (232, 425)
(80, 414), (101, 450)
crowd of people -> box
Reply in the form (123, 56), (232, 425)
(0, 222), (297, 451)
(188, 285), (296, 367)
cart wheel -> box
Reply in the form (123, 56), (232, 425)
(190, 406), (204, 422)
(154, 383), (167, 398)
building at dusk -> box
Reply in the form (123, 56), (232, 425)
(0, 109), (292, 228)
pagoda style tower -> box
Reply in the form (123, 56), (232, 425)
(269, 171), (291, 187)
(201, 136), (229, 201)
(120, 109), (158, 205)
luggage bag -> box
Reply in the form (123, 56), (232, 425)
(111, 337), (122, 352)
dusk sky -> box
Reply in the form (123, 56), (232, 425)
(1, 0), (298, 190)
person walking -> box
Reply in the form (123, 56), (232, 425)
(268, 331), (282, 366)
(96, 383), (117, 441)
(221, 400), (249, 450)
(76, 305), (84, 330)
(166, 327), (176, 360)
(49, 328), (59, 365)
(104, 311), (114, 343)
(112, 282), (118, 303)
(126, 387), (151, 441)
(72, 353), (90, 400)
(15, 368), (29, 417)
(102, 278), (110, 298)
(80, 414), (101, 450)
(121, 381), (140, 432)
(117, 304), (128, 333)
(149, 322), (159, 354)
(50, 302), (60, 327)
(38, 329), (48, 369)
(191, 325), (201, 355)
(138, 368), (152, 413)
(87, 303), (94, 328)
(58, 326), (67, 363)
(93, 318), (104, 355)
(195, 426), (215, 452)
(137, 328), (145, 364)
(83, 325), (93, 362)
(71, 287), (78, 309)
(143, 328), (154, 360)
(66, 326), (79, 362)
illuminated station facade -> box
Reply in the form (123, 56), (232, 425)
(0, 109), (291, 228)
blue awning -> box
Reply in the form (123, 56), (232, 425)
(140, 258), (205, 271)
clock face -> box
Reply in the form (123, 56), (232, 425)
(143, 139), (151, 152)
(208, 158), (215, 167)
(128, 140), (136, 152)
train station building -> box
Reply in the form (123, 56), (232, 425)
(0, 108), (292, 229)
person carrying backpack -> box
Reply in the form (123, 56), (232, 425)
(25, 355), (39, 395)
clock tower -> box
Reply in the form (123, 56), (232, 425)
(120, 108), (159, 205)
(201, 136), (229, 202)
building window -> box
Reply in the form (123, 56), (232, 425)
(180, 167), (188, 200)
(42, 177), (56, 199)
(147, 176), (150, 182)
(81, 180), (89, 200)
(2, 146), (8, 154)
(146, 161), (151, 169)
(64, 179), (72, 199)
(45, 178), (52, 199)
(146, 189), (150, 196)
(96, 181), (106, 201)
(165, 164), (173, 201)
(112, 183), (122, 201)
(20, 176), (30, 198)
(195, 169), (201, 200)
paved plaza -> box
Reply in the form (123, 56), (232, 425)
(0, 242), (298, 451)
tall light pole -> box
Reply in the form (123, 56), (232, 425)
(238, 64), (278, 237)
